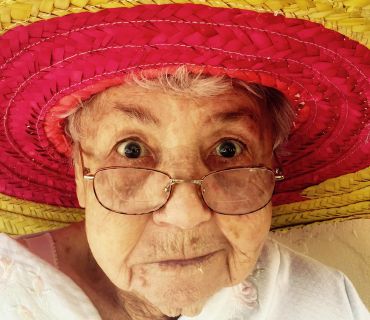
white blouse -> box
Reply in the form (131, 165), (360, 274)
(0, 233), (368, 320)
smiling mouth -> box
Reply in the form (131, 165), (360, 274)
(157, 251), (219, 267)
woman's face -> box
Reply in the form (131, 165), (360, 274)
(75, 82), (274, 317)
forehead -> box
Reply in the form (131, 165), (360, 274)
(77, 81), (274, 161)
(87, 82), (266, 124)
(77, 80), (273, 163)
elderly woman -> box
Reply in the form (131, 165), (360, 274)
(0, 1), (369, 320)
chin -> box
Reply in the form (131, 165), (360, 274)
(158, 299), (207, 318)
(130, 250), (230, 316)
(138, 278), (222, 317)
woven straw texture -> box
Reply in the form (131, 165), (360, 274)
(0, 1), (369, 234)
(272, 166), (370, 229)
(0, 0), (369, 47)
(0, 193), (84, 235)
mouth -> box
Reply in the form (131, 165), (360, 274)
(157, 251), (219, 267)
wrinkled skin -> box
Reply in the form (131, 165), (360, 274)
(73, 83), (274, 319)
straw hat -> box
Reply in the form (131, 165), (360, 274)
(0, 0), (369, 235)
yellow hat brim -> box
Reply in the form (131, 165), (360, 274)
(0, 0), (369, 48)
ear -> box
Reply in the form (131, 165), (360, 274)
(73, 145), (86, 208)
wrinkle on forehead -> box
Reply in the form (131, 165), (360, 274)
(77, 84), (273, 162)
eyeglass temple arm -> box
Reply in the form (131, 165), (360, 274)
(77, 143), (93, 179)
(273, 151), (285, 181)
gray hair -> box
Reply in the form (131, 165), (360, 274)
(63, 66), (294, 152)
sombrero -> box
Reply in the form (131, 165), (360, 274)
(0, 0), (369, 235)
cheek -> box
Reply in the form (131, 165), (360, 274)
(216, 206), (271, 247)
(215, 204), (272, 282)
(84, 189), (149, 289)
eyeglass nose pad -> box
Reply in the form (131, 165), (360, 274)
(163, 179), (181, 193)
(164, 183), (171, 193)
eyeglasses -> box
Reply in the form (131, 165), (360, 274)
(83, 166), (284, 215)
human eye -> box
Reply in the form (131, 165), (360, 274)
(207, 138), (250, 169)
(215, 139), (244, 158)
(116, 138), (150, 159)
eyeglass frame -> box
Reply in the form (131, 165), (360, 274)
(78, 144), (285, 216)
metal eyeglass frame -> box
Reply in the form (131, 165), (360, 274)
(79, 145), (285, 216)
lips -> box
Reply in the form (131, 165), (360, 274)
(157, 251), (218, 267)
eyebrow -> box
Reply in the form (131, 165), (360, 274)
(113, 102), (259, 127)
(113, 103), (160, 126)
(205, 107), (260, 125)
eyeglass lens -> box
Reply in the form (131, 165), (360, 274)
(201, 168), (275, 214)
(93, 168), (275, 215)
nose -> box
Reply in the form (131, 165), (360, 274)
(153, 182), (212, 229)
